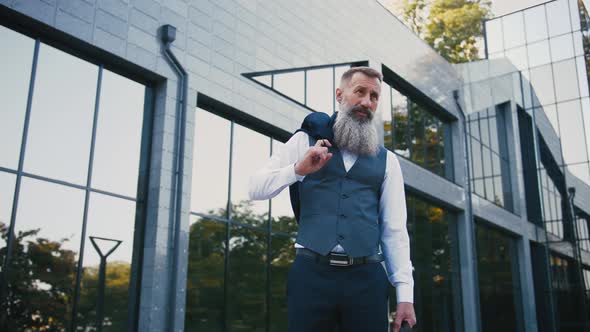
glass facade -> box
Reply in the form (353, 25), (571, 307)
(186, 107), (460, 331)
(467, 107), (513, 210)
(550, 254), (587, 331)
(575, 213), (590, 251)
(476, 222), (522, 332)
(0, 25), (148, 331)
(380, 81), (451, 180)
(540, 164), (565, 238)
(485, 0), (590, 185)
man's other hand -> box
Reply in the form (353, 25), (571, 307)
(294, 139), (333, 176)
(393, 302), (416, 332)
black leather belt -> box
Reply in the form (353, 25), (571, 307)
(296, 248), (383, 267)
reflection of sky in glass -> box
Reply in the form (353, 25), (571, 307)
(486, 19), (504, 54)
(524, 6), (548, 43)
(546, 0), (571, 37)
(550, 34), (575, 63)
(0, 172), (16, 252)
(191, 108), (230, 215)
(24, 43), (98, 185)
(530, 65), (555, 106)
(83, 192), (135, 267)
(527, 40), (551, 68)
(231, 124), (270, 219)
(502, 12), (525, 49)
(553, 59), (579, 102)
(558, 99), (587, 164)
(505, 47), (528, 70)
(0, 26), (34, 170)
(91, 70), (144, 198)
(273, 71), (304, 104)
(15, 177), (85, 253)
(306, 68), (333, 114)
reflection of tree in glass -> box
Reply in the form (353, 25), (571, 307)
(76, 262), (130, 331)
(0, 222), (76, 331)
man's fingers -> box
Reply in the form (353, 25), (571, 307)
(314, 139), (332, 147)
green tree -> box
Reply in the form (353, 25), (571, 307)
(383, 0), (491, 63)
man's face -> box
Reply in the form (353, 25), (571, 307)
(335, 72), (381, 121)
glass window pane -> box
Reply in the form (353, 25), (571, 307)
(525, 5), (548, 43)
(480, 116), (490, 147)
(503, 12), (526, 49)
(270, 235), (295, 332)
(76, 193), (136, 331)
(185, 216), (226, 331)
(570, 0), (582, 31)
(522, 70), (533, 109)
(476, 223), (520, 331)
(486, 19), (504, 54)
(471, 137), (483, 178)
(253, 74), (272, 88)
(8, 177), (85, 330)
(24, 44), (98, 185)
(546, 0), (572, 37)
(392, 89), (410, 158)
(530, 65), (556, 107)
(273, 71), (304, 104)
(191, 109), (231, 216)
(568, 163), (590, 184)
(504, 46), (528, 70)
(550, 34), (575, 62)
(0, 172), (16, 255)
(228, 225), (266, 331)
(381, 82), (393, 150)
(558, 100), (588, 164)
(576, 56), (590, 97)
(553, 59), (580, 102)
(528, 40), (551, 68)
(582, 98), (590, 159)
(306, 68), (333, 114)
(231, 124), (270, 226)
(91, 70), (145, 198)
(542, 105), (560, 135)
(270, 140), (297, 235)
(0, 26), (34, 170)
(573, 31), (584, 56)
(483, 146), (493, 178)
(489, 115), (499, 153)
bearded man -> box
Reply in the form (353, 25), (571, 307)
(249, 67), (416, 332)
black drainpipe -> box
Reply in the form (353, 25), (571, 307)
(160, 24), (188, 332)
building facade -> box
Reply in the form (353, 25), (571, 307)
(0, 0), (588, 331)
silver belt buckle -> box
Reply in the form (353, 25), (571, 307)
(329, 253), (352, 266)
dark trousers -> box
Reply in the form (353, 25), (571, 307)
(287, 254), (390, 332)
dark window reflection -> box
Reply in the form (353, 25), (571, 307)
(384, 82), (449, 179)
(476, 222), (522, 332)
(550, 254), (588, 331)
(269, 235), (294, 332)
(24, 43), (98, 185)
(5, 177), (85, 330)
(228, 225), (267, 332)
(0, 26), (34, 170)
(185, 216), (226, 332)
(390, 194), (459, 332)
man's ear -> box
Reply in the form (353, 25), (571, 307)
(335, 87), (342, 104)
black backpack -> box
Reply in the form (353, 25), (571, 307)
(289, 112), (336, 223)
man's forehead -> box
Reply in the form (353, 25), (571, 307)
(347, 72), (381, 90)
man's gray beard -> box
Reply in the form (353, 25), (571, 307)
(333, 103), (379, 156)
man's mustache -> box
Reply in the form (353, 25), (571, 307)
(349, 105), (373, 120)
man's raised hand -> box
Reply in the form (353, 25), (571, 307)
(294, 139), (333, 176)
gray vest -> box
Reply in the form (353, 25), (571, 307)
(296, 138), (387, 257)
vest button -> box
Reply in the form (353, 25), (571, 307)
(338, 235), (345, 240)
(340, 214), (346, 218)
(341, 194), (348, 199)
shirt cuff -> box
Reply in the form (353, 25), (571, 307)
(395, 284), (414, 304)
(291, 163), (305, 182)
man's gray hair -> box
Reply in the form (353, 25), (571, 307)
(340, 66), (383, 87)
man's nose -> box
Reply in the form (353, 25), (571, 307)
(360, 94), (372, 108)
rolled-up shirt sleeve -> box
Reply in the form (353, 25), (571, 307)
(380, 151), (414, 303)
(249, 131), (307, 200)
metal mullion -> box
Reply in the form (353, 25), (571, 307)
(0, 39), (40, 306)
(390, 86), (395, 149)
(0, 166), (18, 175)
(71, 66), (103, 331)
(406, 97), (412, 160)
(332, 66), (336, 113)
(303, 70), (307, 106)
(422, 109), (427, 169)
(89, 188), (136, 202)
(266, 138), (272, 332)
(223, 120), (235, 331)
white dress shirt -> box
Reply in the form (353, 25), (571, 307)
(249, 131), (414, 303)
